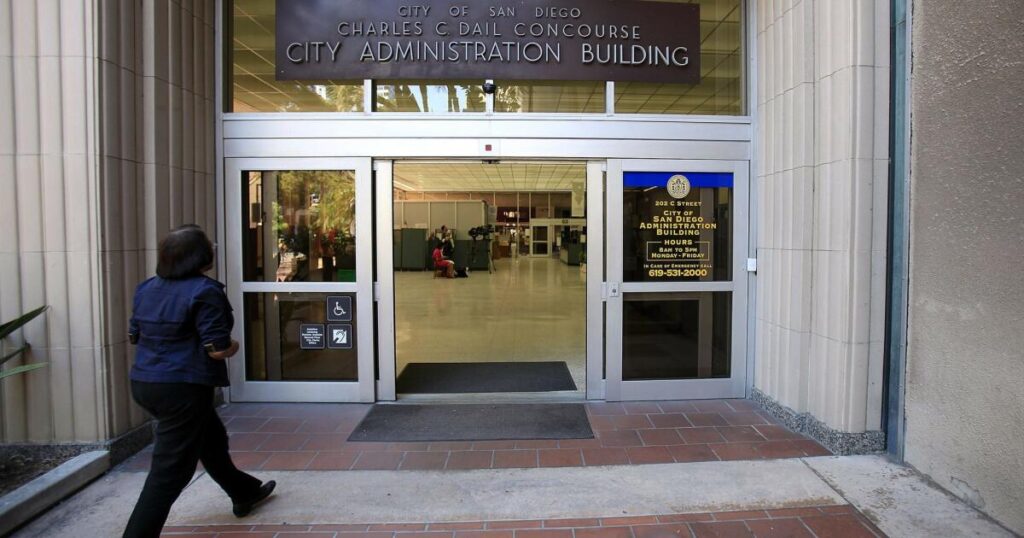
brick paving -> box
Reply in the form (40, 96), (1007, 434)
(159, 505), (885, 537)
(122, 400), (830, 473)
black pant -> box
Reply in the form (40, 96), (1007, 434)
(124, 381), (262, 538)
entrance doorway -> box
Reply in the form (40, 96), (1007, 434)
(222, 156), (748, 404)
(385, 161), (591, 399)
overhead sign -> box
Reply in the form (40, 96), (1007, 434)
(276, 0), (701, 83)
(299, 324), (326, 349)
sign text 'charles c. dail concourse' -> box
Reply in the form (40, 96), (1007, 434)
(276, 0), (702, 83)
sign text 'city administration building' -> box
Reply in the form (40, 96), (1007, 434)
(276, 0), (701, 83)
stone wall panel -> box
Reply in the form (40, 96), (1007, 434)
(754, 0), (888, 436)
(0, 0), (216, 444)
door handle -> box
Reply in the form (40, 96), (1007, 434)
(606, 282), (620, 298)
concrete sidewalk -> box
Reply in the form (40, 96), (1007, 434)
(13, 455), (1013, 537)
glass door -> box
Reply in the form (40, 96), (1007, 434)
(605, 160), (749, 401)
(225, 158), (375, 402)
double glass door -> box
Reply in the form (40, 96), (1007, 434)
(223, 157), (748, 403)
(604, 160), (749, 400)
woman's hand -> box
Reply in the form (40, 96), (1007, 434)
(208, 339), (240, 360)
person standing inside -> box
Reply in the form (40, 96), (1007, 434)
(439, 225), (454, 258)
(124, 225), (275, 538)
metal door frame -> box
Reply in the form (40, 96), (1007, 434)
(224, 157), (376, 402)
(374, 160), (397, 400)
(605, 159), (750, 401)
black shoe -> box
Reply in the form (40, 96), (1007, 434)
(233, 480), (276, 517)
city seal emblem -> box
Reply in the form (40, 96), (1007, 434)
(667, 174), (691, 199)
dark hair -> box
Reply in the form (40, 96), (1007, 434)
(156, 225), (214, 279)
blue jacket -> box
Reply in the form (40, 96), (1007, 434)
(129, 276), (233, 386)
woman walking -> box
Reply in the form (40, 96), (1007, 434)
(124, 225), (275, 538)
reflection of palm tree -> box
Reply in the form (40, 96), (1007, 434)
(415, 84), (430, 112)
(375, 82), (484, 113)
(465, 85), (485, 112)
(442, 83), (486, 112)
(324, 84), (363, 112)
(495, 84), (525, 112)
(446, 84), (459, 112)
(377, 84), (422, 112)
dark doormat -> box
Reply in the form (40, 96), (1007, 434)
(396, 362), (577, 393)
(348, 403), (594, 442)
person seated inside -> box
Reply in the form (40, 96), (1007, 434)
(432, 244), (455, 278)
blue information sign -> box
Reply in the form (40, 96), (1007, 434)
(623, 171), (733, 188)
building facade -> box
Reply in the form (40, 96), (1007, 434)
(0, 0), (1020, 533)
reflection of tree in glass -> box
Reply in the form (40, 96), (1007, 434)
(289, 171), (354, 230)
(372, 84), (417, 112)
(494, 84), (525, 113)
(460, 84), (485, 112)
(323, 84), (364, 112)
(273, 171), (356, 254)
(376, 83), (484, 112)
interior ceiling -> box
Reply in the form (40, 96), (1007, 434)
(393, 162), (586, 192)
(231, 0), (743, 114)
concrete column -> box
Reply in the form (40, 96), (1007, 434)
(0, 0), (105, 443)
(0, 0), (216, 445)
(753, 0), (889, 450)
(100, 0), (218, 440)
(904, 1), (1024, 533)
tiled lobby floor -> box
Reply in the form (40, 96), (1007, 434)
(160, 505), (885, 537)
(395, 256), (588, 394)
(122, 399), (830, 472)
